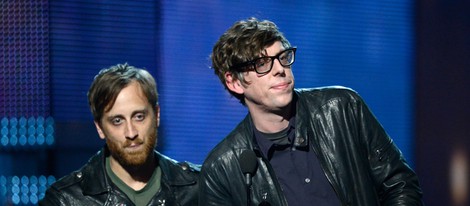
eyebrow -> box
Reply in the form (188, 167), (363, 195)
(260, 47), (288, 57)
(105, 108), (149, 121)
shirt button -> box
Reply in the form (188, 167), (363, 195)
(305, 178), (311, 183)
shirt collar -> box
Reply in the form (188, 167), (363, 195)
(253, 116), (297, 160)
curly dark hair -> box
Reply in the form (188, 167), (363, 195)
(210, 17), (291, 105)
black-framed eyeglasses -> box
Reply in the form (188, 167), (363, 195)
(230, 47), (297, 74)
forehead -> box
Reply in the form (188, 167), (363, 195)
(263, 41), (285, 56)
(105, 82), (150, 115)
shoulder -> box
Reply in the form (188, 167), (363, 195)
(39, 167), (87, 205)
(157, 151), (200, 172)
(40, 150), (105, 205)
(295, 86), (364, 106)
(157, 151), (200, 183)
(296, 85), (359, 98)
(47, 171), (84, 191)
(201, 115), (252, 170)
(155, 152), (200, 205)
(46, 151), (102, 192)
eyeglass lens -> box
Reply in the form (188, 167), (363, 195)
(255, 49), (295, 74)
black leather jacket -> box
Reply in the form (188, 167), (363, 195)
(40, 147), (200, 206)
(199, 87), (423, 206)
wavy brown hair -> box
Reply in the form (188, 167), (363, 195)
(87, 63), (158, 124)
(210, 17), (291, 105)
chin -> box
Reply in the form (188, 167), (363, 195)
(278, 94), (293, 106)
(124, 153), (150, 167)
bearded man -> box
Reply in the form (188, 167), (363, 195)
(40, 63), (200, 206)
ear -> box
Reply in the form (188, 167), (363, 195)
(224, 71), (244, 94)
(155, 105), (160, 127)
(94, 121), (106, 139)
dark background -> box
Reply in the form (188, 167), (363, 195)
(415, 0), (470, 205)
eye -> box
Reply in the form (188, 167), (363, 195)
(255, 57), (271, 68)
(279, 50), (293, 64)
(135, 113), (146, 121)
(112, 117), (123, 125)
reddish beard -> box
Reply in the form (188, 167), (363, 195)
(107, 126), (157, 168)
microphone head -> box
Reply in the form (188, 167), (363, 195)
(239, 150), (258, 175)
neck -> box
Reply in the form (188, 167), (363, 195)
(249, 102), (293, 133)
(109, 153), (156, 191)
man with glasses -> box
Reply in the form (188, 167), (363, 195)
(199, 18), (423, 205)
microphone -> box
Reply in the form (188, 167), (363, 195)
(240, 150), (258, 186)
(239, 150), (258, 206)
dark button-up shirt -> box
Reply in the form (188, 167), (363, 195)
(254, 116), (341, 206)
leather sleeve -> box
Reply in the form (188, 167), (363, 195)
(199, 153), (236, 206)
(353, 92), (424, 205)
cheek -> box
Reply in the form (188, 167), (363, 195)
(101, 126), (123, 141)
(242, 72), (259, 83)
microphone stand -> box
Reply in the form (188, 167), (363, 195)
(246, 173), (252, 206)
(239, 150), (257, 206)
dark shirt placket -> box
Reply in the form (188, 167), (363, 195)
(254, 117), (341, 206)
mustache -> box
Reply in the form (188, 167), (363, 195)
(123, 138), (144, 147)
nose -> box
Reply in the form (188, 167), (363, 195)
(125, 122), (138, 140)
(271, 58), (286, 76)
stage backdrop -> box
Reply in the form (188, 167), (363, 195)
(0, 1), (415, 205)
(49, 1), (415, 171)
(158, 1), (415, 166)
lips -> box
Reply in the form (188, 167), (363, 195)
(124, 144), (144, 155)
(124, 140), (144, 150)
(127, 143), (141, 148)
(271, 81), (291, 90)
